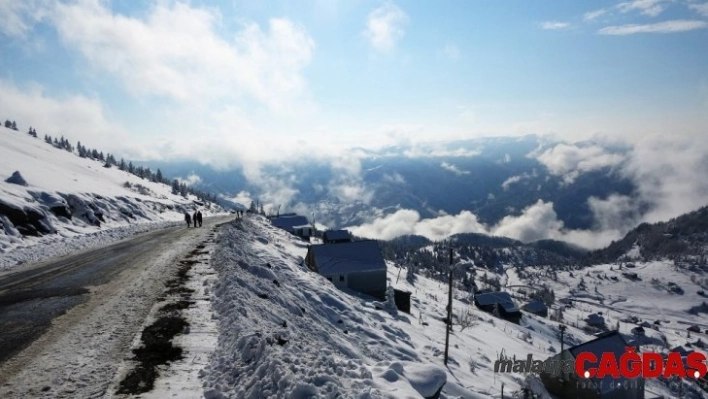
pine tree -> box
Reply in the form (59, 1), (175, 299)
(156, 169), (163, 183)
(11, 121), (17, 131)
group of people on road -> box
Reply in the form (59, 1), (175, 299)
(184, 210), (203, 228)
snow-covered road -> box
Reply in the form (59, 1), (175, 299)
(0, 216), (233, 398)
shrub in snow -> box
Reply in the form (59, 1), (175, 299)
(5, 171), (28, 186)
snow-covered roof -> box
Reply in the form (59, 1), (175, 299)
(522, 300), (547, 313)
(308, 240), (386, 274)
(474, 292), (518, 312)
(585, 313), (605, 325)
(271, 215), (309, 230)
(323, 229), (351, 242)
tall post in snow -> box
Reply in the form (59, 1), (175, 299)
(444, 245), (454, 366)
(559, 324), (566, 353)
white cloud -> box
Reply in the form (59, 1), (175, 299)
(0, 0), (48, 38)
(177, 172), (202, 186)
(584, 9), (608, 21)
(587, 194), (640, 232)
(402, 146), (481, 158)
(443, 43), (460, 60)
(328, 154), (374, 204)
(501, 173), (533, 191)
(540, 21), (570, 30)
(0, 80), (128, 150)
(52, 1), (315, 111)
(223, 190), (254, 208)
(363, 2), (408, 52)
(599, 20), (708, 34)
(689, 2), (708, 16)
(348, 209), (487, 241)
(617, 0), (667, 17)
(492, 200), (564, 243)
(532, 143), (625, 184)
(240, 163), (300, 210)
(382, 172), (406, 185)
(620, 134), (708, 223)
(440, 161), (469, 176)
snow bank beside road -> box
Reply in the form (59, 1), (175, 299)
(203, 215), (449, 398)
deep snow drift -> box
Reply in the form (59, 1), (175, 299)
(204, 216), (455, 398)
(0, 126), (222, 270)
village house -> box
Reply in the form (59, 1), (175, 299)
(522, 300), (548, 317)
(473, 292), (521, 323)
(270, 214), (314, 239)
(305, 240), (387, 300)
(585, 313), (606, 328)
(540, 331), (645, 399)
(322, 229), (352, 244)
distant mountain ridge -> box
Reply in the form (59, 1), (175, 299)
(146, 135), (637, 231)
(379, 231), (587, 275)
(586, 205), (708, 264)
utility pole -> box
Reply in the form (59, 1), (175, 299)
(559, 324), (566, 353)
(444, 245), (454, 365)
(559, 324), (567, 384)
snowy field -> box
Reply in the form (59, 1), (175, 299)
(0, 126), (223, 270)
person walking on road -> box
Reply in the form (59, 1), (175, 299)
(184, 212), (192, 228)
(196, 210), (203, 227)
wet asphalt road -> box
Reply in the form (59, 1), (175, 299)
(0, 225), (187, 364)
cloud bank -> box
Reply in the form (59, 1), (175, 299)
(349, 133), (708, 250)
(532, 143), (625, 184)
(599, 20), (708, 35)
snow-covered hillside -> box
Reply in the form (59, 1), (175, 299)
(193, 215), (707, 398)
(0, 126), (221, 269)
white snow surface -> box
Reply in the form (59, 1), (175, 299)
(0, 126), (223, 269)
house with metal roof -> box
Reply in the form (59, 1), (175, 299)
(305, 240), (386, 300)
(540, 331), (644, 399)
(322, 229), (352, 244)
(473, 292), (521, 323)
(522, 300), (548, 317)
(270, 215), (313, 238)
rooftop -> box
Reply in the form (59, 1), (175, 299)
(308, 240), (386, 274)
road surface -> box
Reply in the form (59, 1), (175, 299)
(0, 216), (232, 398)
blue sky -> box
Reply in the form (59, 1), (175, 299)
(1, 0), (706, 166)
